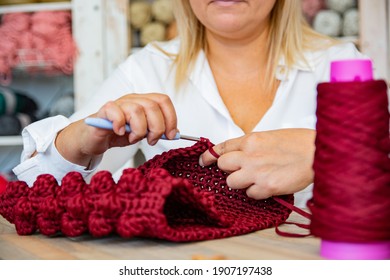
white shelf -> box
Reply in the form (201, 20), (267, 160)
(0, 2), (71, 14)
(0, 136), (23, 146)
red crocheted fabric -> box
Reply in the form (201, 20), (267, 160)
(0, 138), (293, 241)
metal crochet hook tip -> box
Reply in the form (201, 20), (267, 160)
(84, 117), (200, 142)
(179, 135), (201, 142)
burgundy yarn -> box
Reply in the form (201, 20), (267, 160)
(0, 175), (7, 194)
(0, 139), (293, 241)
(309, 80), (390, 242)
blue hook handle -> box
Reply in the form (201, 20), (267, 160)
(84, 117), (180, 140)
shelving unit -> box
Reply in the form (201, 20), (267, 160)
(0, 2), (71, 152)
(0, 137), (22, 148)
(0, 136), (23, 146)
(0, 0), (129, 173)
(0, 0), (129, 108)
(0, 1), (71, 13)
(0, 1), (74, 150)
(0, 0), (129, 138)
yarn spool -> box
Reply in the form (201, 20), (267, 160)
(309, 59), (390, 259)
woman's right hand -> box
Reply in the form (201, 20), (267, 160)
(55, 93), (178, 167)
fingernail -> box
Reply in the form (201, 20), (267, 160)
(198, 155), (205, 167)
(149, 139), (158, 146)
(129, 133), (137, 144)
(168, 129), (178, 139)
(118, 126), (126, 136)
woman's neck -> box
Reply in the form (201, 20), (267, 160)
(204, 25), (279, 133)
(205, 26), (270, 76)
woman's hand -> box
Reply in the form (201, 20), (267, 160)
(55, 93), (178, 167)
(199, 129), (316, 199)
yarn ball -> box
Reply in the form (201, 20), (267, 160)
(130, 1), (152, 30)
(0, 86), (38, 115)
(152, 0), (175, 24)
(313, 10), (342, 37)
(0, 113), (36, 136)
(140, 21), (166, 46)
(342, 9), (359, 36)
(326, 0), (357, 14)
(49, 94), (74, 118)
(0, 11), (77, 84)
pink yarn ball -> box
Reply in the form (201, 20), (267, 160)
(302, 0), (326, 23)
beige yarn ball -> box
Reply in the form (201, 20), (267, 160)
(140, 21), (166, 46)
(342, 8), (359, 36)
(326, 0), (356, 14)
(313, 10), (342, 37)
(130, 1), (152, 30)
(152, 0), (174, 24)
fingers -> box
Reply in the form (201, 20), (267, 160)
(153, 94), (178, 139)
(199, 141), (275, 200)
(123, 102), (149, 144)
(199, 136), (243, 166)
(225, 167), (252, 188)
(127, 94), (178, 144)
(199, 130), (316, 201)
(95, 93), (178, 145)
(245, 184), (274, 200)
(128, 94), (177, 142)
(223, 161), (275, 200)
(218, 152), (274, 200)
(96, 101), (127, 136)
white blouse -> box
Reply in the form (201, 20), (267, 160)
(13, 39), (366, 207)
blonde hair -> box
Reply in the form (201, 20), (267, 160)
(171, 0), (337, 88)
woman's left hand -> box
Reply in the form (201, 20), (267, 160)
(199, 129), (316, 199)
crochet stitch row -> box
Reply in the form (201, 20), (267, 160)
(0, 139), (293, 241)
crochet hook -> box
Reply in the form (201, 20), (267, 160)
(84, 117), (200, 141)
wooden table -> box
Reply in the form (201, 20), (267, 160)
(0, 211), (320, 260)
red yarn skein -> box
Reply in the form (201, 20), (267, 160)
(309, 80), (390, 242)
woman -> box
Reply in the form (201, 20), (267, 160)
(13, 0), (366, 207)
